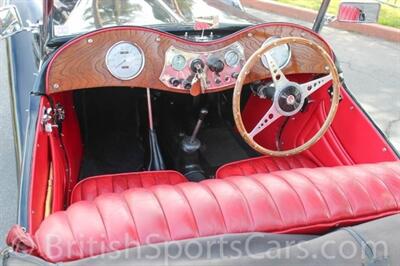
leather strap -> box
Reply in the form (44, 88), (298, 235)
(6, 225), (37, 254)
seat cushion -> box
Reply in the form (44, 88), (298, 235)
(216, 154), (319, 178)
(34, 161), (400, 262)
(70, 170), (188, 203)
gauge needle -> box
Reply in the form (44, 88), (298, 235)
(116, 59), (127, 68)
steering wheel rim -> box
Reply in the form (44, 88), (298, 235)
(233, 37), (341, 157)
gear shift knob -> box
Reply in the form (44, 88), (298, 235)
(199, 108), (208, 121)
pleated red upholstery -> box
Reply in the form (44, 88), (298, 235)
(35, 161), (400, 262)
(216, 154), (319, 178)
(70, 171), (188, 203)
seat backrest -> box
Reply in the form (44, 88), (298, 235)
(34, 161), (400, 262)
(70, 170), (188, 203)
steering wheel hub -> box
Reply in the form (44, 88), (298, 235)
(276, 85), (303, 115)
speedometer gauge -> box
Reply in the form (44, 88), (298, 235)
(261, 36), (291, 70)
(106, 41), (144, 80)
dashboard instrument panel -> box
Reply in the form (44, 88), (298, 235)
(160, 42), (245, 94)
(46, 24), (333, 95)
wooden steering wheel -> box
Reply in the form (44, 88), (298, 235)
(233, 37), (341, 157)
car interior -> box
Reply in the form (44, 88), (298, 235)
(12, 22), (399, 263)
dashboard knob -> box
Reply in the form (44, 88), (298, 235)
(190, 59), (205, 73)
(207, 57), (224, 73)
(169, 77), (181, 87)
(231, 72), (239, 79)
(182, 80), (192, 90)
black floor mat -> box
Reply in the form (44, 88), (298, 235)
(75, 89), (146, 179)
(79, 134), (145, 179)
(75, 89), (257, 179)
(198, 125), (257, 176)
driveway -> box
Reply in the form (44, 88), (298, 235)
(0, 39), (18, 250)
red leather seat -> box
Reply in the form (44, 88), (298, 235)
(70, 170), (188, 203)
(216, 154), (319, 178)
(33, 161), (400, 262)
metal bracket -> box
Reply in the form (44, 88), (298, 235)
(25, 20), (42, 34)
(1, 247), (12, 263)
(41, 104), (65, 133)
(328, 87), (343, 102)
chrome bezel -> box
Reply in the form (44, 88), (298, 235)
(261, 36), (292, 70)
(105, 41), (145, 80)
(171, 54), (187, 71)
(224, 50), (240, 67)
(274, 82), (305, 117)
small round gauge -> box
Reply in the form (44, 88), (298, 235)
(261, 36), (291, 70)
(106, 41), (144, 80)
(171, 54), (187, 71)
(225, 50), (240, 67)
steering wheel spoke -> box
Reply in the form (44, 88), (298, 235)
(265, 53), (288, 87)
(249, 104), (282, 138)
(300, 74), (332, 98)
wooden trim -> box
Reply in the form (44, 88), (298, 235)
(46, 24), (333, 94)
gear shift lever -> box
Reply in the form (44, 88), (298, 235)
(180, 108), (208, 181)
(182, 108), (208, 153)
(190, 108), (208, 143)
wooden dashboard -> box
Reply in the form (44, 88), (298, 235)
(46, 23), (332, 95)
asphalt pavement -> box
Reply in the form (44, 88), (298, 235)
(0, 6), (399, 251)
(0, 39), (18, 249)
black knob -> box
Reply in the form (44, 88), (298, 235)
(231, 72), (239, 79)
(207, 57), (224, 73)
(190, 59), (205, 73)
(169, 77), (181, 87)
(215, 78), (222, 85)
(182, 80), (192, 90)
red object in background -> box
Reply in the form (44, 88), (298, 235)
(339, 5), (362, 21)
(194, 21), (212, 30)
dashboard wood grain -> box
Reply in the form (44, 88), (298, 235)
(47, 24), (332, 94)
